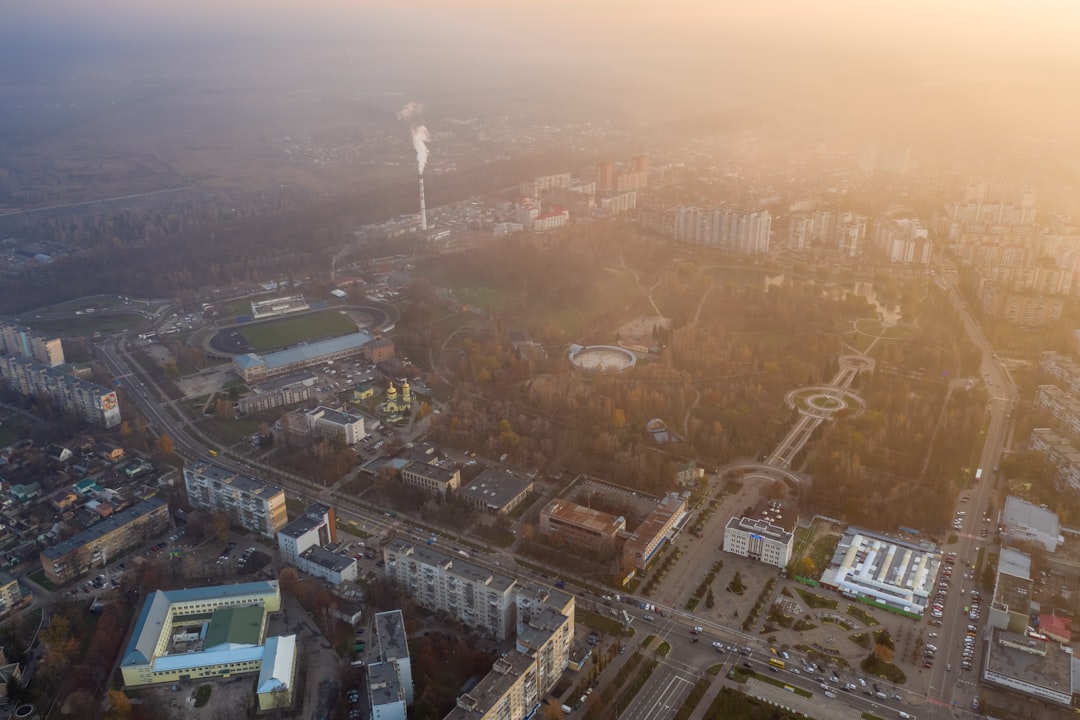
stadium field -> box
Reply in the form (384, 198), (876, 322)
(238, 311), (357, 352)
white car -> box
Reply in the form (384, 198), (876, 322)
(712, 641), (724, 649)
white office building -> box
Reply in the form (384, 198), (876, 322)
(723, 517), (793, 569)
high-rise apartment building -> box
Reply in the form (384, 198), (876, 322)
(0, 322), (64, 367)
(383, 539), (517, 640)
(673, 208), (771, 255)
(595, 161), (616, 193)
(0, 355), (120, 428)
(183, 461), (288, 537)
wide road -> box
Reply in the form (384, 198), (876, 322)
(926, 271), (1018, 713)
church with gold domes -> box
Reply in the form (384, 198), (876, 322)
(380, 380), (412, 422)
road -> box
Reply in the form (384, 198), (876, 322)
(925, 270), (1018, 714)
(94, 272), (1013, 720)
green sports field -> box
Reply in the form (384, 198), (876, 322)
(239, 311), (358, 351)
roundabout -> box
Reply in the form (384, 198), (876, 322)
(785, 385), (866, 420)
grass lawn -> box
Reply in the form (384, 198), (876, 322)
(28, 567), (58, 592)
(198, 415), (268, 445)
(576, 608), (633, 637)
(24, 312), (147, 335)
(194, 684), (212, 708)
(452, 286), (519, 313)
(42, 294), (127, 312)
(238, 310), (357, 351)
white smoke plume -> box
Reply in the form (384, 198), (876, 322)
(399, 101), (431, 175)
(397, 101), (423, 121)
(411, 124), (430, 175)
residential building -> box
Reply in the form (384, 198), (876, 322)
(595, 161), (616, 193)
(673, 207), (771, 255)
(40, 496), (171, 584)
(532, 207), (569, 232)
(0, 573), (22, 617)
(1036, 384), (1080, 439)
(0, 321), (64, 367)
(443, 651), (539, 720)
(513, 584), (574, 696)
(874, 218), (933, 264)
(120, 580), (290, 688)
(1029, 427), (1080, 490)
(373, 610), (414, 704)
(622, 493), (688, 572)
(368, 661), (408, 720)
(183, 461), (287, 538)
(277, 503), (336, 566)
(459, 469), (534, 515)
(400, 461), (460, 497)
(0, 355), (120, 428)
(722, 516), (794, 569)
(383, 539), (517, 640)
(539, 499), (625, 547)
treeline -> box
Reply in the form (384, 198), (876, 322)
(803, 288), (984, 532)
(0, 151), (574, 313)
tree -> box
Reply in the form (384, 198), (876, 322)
(157, 432), (175, 457)
(104, 689), (133, 720)
(705, 587), (716, 609)
(208, 511), (230, 543)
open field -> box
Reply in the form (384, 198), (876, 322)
(41, 294), (129, 312)
(452, 286), (519, 314)
(23, 312), (148, 335)
(237, 310), (357, 352)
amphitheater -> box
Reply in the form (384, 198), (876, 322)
(567, 344), (637, 373)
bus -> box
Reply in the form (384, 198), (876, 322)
(208, 449), (218, 457)
(768, 658), (785, 670)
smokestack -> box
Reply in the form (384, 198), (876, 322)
(419, 176), (428, 231)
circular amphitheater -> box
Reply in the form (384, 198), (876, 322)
(567, 344), (637, 373)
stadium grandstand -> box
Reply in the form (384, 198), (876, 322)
(251, 294), (309, 320)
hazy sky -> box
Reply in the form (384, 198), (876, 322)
(8, 0), (1079, 59)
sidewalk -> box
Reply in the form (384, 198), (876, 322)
(687, 674), (865, 720)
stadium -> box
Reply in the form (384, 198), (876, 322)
(205, 303), (396, 360)
(250, 294), (309, 320)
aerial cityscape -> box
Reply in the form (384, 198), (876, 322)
(0, 2), (1079, 720)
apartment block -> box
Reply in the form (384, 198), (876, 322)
(183, 461), (287, 538)
(40, 496), (171, 584)
(0, 355), (119, 428)
(0, 321), (64, 366)
(383, 540), (517, 640)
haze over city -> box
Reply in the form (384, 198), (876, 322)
(1, 3), (1080, 720)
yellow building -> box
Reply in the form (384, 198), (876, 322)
(120, 581), (293, 689)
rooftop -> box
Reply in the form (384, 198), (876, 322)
(444, 650), (535, 719)
(985, 628), (1073, 702)
(385, 539), (517, 593)
(185, 461), (282, 500)
(41, 496), (167, 560)
(460, 468), (533, 510)
(542, 499), (625, 537)
(726, 516), (794, 544)
(403, 460), (456, 484)
(204, 605), (266, 649)
(237, 332), (373, 371)
(375, 609), (409, 662)
(299, 545), (355, 572)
